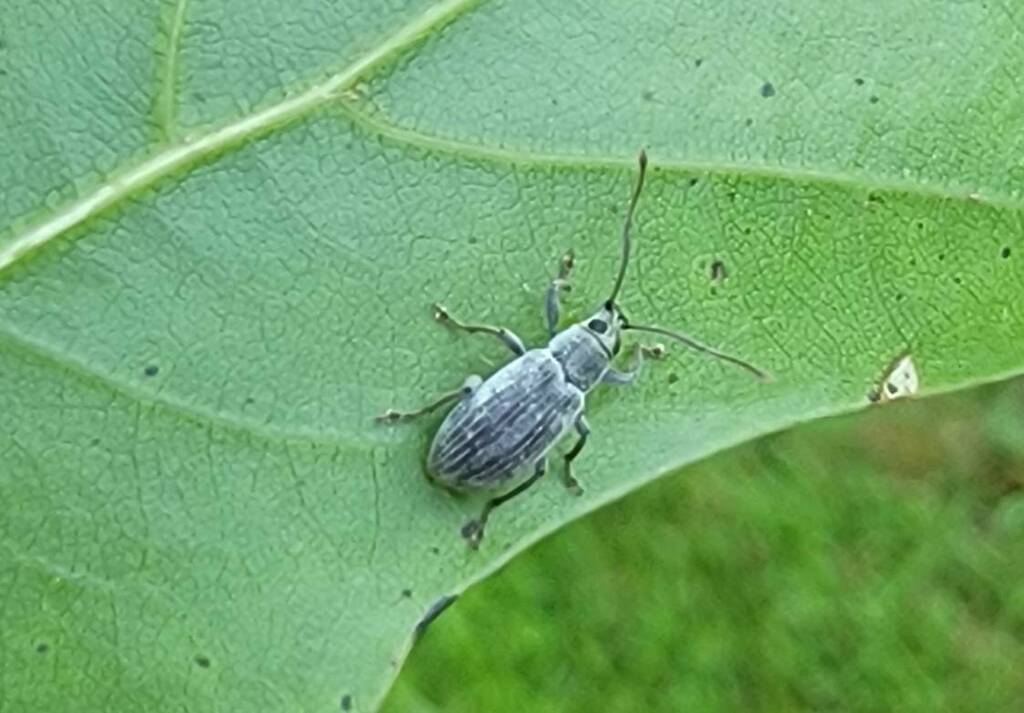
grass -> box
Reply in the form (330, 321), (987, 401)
(382, 377), (1024, 713)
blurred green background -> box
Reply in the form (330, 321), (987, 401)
(382, 378), (1024, 713)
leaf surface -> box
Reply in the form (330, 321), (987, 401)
(2, 1), (1023, 711)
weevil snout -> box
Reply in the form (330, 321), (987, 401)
(581, 302), (627, 357)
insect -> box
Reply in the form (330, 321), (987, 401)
(378, 151), (769, 548)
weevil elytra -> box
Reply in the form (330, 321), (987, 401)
(379, 151), (769, 548)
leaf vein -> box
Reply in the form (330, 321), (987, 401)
(336, 101), (1024, 214)
(0, 0), (482, 276)
(0, 324), (363, 447)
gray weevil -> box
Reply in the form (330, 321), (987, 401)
(379, 151), (768, 548)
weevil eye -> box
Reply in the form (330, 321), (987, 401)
(587, 318), (608, 334)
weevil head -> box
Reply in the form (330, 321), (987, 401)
(582, 300), (626, 357)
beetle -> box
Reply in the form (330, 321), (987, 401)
(378, 151), (768, 548)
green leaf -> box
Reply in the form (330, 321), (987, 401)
(1, 1), (1022, 711)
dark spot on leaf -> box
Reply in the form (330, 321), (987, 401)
(414, 595), (458, 643)
(195, 655), (211, 668)
(143, 365), (159, 377)
(467, 235), (477, 245)
(745, 117), (753, 127)
(869, 95), (879, 104)
(667, 373), (679, 384)
(938, 253), (946, 261)
(885, 381), (899, 396)
(896, 292), (906, 301)
(867, 389), (881, 403)
(760, 82), (775, 98)
(916, 221), (924, 230)
(36, 642), (49, 654)
(909, 258), (917, 266)
(854, 77), (865, 86)
(429, 546), (440, 555)
(341, 694), (353, 711)
(867, 193), (883, 204)
(550, 98), (558, 106)
(641, 89), (654, 101)
(727, 190), (737, 201)
(688, 177), (699, 187)
(694, 58), (703, 68)
(710, 260), (727, 281)
(401, 588), (412, 598)
(743, 226), (752, 234)
(953, 276), (962, 284)
(1001, 246), (1011, 259)
(709, 286), (718, 296)
(244, 396), (255, 405)
(90, 438), (100, 446)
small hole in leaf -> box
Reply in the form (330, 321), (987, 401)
(869, 95), (880, 104)
(854, 77), (865, 86)
(401, 588), (412, 598)
(143, 365), (159, 377)
(1001, 246), (1011, 259)
(36, 642), (49, 654)
(760, 82), (776, 98)
(195, 655), (211, 669)
(710, 260), (727, 281)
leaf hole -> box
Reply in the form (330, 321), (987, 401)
(36, 642), (49, 654)
(1001, 246), (1011, 259)
(143, 365), (159, 377)
(760, 81), (776, 98)
(194, 655), (211, 669)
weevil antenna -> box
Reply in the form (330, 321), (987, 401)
(623, 323), (772, 382)
(607, 150), (648, 305)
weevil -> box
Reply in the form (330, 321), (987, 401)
(378, 151), (769, 548)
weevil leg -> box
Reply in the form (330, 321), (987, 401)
(461, 458), (548, 549)
(376, 375), (481, 423)
(601, 343), (666, 386)
(562, 414), (591, 496)
(432, 303), (526, 356)
(544, 250), (575, 337)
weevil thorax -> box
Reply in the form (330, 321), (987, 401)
(549, 301), (623, 392)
